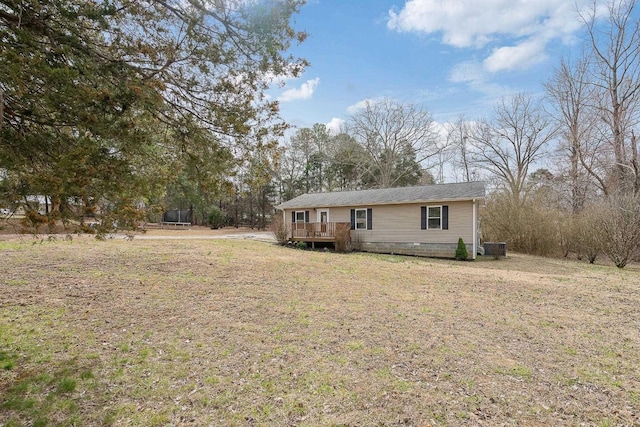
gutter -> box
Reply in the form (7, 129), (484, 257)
(275, 196), (486, 211)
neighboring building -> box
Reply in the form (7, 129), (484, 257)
(275, 181), (485, 259)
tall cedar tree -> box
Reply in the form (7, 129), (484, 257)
(0, 0), (307, 229)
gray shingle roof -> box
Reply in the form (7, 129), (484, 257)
(275, 181), (485, 210)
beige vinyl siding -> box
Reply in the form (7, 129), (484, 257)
(284, 200), (475, 245)
(322, 207), (352, 224)
(351, 201), (473, 244)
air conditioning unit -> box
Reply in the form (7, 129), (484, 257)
(483, 242), (507, 257)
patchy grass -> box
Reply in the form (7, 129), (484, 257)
(0, 235), (639, 426)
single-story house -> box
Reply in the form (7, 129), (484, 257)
(275, 181), (485, 259)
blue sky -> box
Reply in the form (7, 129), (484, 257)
(269, 0), (607, 132)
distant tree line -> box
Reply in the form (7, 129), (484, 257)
(274, 99), (440, 201)
(183, 98), (441, 229)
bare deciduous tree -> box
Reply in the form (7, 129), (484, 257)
(347, 99), (441, 188)
(468, 93), (558, 202)
(582, 0), (640, 195)
(444, 116), (479, 183)
(546, 55), (602, 211)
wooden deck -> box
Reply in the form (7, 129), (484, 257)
(290, 222), (350, 248)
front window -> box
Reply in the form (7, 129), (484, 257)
(355, 208), (367, 230)
(427, 206), (441, 229)
(295, 211), (305, 222)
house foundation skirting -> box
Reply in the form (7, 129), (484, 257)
(356, 242), (472, 259)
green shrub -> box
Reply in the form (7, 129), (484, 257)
(296, 241), (308, 250)
(455, 237), (468, 261)
(207, 207), (224, 229)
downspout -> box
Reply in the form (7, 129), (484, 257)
(472, 199), (477, 260)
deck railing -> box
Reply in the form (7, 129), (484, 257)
(290, 222), (350, 240)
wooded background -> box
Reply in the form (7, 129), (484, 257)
(1, 0), (639, 266)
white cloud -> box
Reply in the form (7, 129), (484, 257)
(326, 117), (345, 134)
(388, 0), (595, 72)
(484, 39), (547, 72)
(346, 98), (377, 114)
(277, 78), (320, 102)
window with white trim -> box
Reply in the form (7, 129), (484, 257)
(295, 211), (305, 222)
(427, 206), (441, 229)
(355, 208), (367, 230)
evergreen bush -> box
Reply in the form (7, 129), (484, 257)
(455, 237), (468, 260)
(208, 208), (224, 229)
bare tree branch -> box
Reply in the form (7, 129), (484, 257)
(468, 93), (558, 202)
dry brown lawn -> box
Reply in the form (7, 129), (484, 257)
(0, 231), (639, 426)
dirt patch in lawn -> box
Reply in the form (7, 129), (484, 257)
(1, 237), (639, 426)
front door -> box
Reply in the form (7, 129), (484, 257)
(318, 210), (329, 234)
